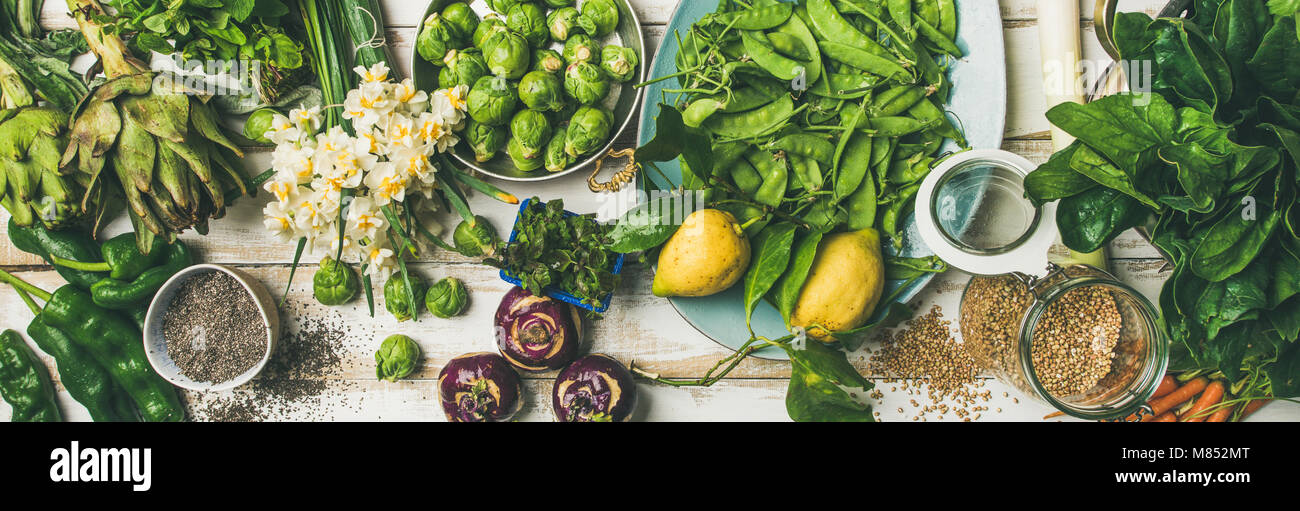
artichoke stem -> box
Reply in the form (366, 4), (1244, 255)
(65, 0), (148, 78)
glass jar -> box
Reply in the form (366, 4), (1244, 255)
(915, 149), (1168, 420)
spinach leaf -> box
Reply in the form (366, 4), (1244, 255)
(1069, 145), (1161, 209)
(743, 223), (797, 328)
(1190, 194), (1281, 281)
(1056, 187), (1152, 253)
(784, 341), (874, 422)
(1045, 93), (1177, 174)
(1267, 297), (1300, 343)
(1024, 143), (1096, 206)
(1247, 15), (1300, 100)
(1157, 142), (1228, 212)
(1151, 19), (1233, 114)
(1193, 264), (1268, 340)
(1270, 342), (1300, 398)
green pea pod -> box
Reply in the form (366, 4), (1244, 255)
(772, 133), (836, 165)
(713, 141), (751, 176)
(887, 0), (913, 34)
(818, 40), (910, 80)
(832, 103), (866, 183)
(916, 0), (940, 28)
(772, 13), (823, 85)
(882, 183), (921, 248)
(711, 80), (784, 113)
(871, 136), (897, 194)
(7, 219), (106, 290)
(908, 97), (967, 147)
(712, 1), (793, 30)
(40, 286), (184, 422)
(741, 30), (804, 81)
(743, 222), (797, 328)
(845, 168), (878, 230)
(0, 329), (61, 422)
(862, 116), (942, 137)
(810, 73), (881, 99)
(938, 0), (957, 39)
(789, 154), (824, 192)
(90, 241), (193, 311)
(888, 154), (935, 187)
(766, 32), (811, 61)
(870, 85), (928, 117)
(705, 95), (796, 139)
(774, 230), (824, 327)
(731, 157), (764, 196)
(746, 150), (789, 208)
(835, 132), (874, 200)
(684, 98), (725, 128)
(914, 17), (963, 57)
(807, 0), (889, 58)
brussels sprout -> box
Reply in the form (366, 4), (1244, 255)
(563, 61), (611, 106)
(577, 0), (620, 37)
(507, 137), (544, 172)
(473, 14), (508, 49)
(518, 70), (565, 112)
(438, 49), (489, 89)
(532, 48), (565, 74)
(509, 109), (552, 159)
(464, 119), (508, 162)
(542, 0), (574, 7)
(564, 105), (613, 158)
(244, 108), (278, 144)
(484, 32), (531, 80)
(506, 3), (548, 48)
(375, 334), (422, 382)
(486, 0), (523, 14)
(384, 274), (427, 322)
(600, 45), (639, 83)
(562, 34), (601, 64)
(312, 257), (360, 306)
(467, 75), (519, 126)
(547, 7), (580, 42)
(441, 2), (480, 42)
(453, 216), (500, 257)
(544, 127), (571, 172)
(417, 12), (461, 65)
(426, 277), (470, 319)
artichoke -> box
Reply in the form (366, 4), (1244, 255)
(61, 0), (248, 253)
(0, 107), (96, 230)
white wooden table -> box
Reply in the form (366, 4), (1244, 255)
(2, 0), (1296, 422)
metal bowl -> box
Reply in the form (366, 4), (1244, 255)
(411, 0), (647, 182)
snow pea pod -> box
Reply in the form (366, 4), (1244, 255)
(835, 131), (874, 200)
(882, 183), (921, 247)
(712, 79), (785, 113)
(807, 0), (889, 58)
(938, 0), (957, 39)
(832, 103), (865, 178)
(819, 40), (909, 80)
(741, 30), (804, 81)
(772, 13), (823, 85)
(746, 150), (789, 208)
(916, 0), (940, 29)
(713, 1), (793, 30)
(731, 157), (764, 196)
(684, 98), (725, 128)
(810, 73), (881, 99)
(870, 85), (928, 117)
(845, 167), (878, 230)
(859, 116), (941, 137)
(887, 0), (913, 34)
(789, 154), (824, 191)
(772, 133), (836, 165)
(705, 94), (796, 139)
(907, 96), (967, 147)
(766, 32), (811, 61)
(914, 17), (963, 57)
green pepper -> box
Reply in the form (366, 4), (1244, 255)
(39, 286), (185, 422)
(90, 240), (193, 311)
(7, 218), (106, 290)
(50, 232), (167, 282)
(0, 329), (62, 422)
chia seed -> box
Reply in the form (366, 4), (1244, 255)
(162, 271), (267, 384)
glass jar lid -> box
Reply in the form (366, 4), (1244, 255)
(915, 149), (1058, 277)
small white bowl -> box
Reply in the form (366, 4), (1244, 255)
(144, 264), (280, 392)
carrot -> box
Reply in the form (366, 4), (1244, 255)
(1152, 375), (1179, 399)
(1238, 399), (1272, 421)
(1151, 412), (1177, 422)
(1180, 380), (1225, 422)
(1144, 377), (1208, 420)
(1207, 401), (1235, 422)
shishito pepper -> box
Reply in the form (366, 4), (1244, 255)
(89, 240), (193, 311)
(0, 329), (62, 422)
(13, 288), (138, 422)
(50, 232), (167, 282)
(39, 286), (184, 422)
(7, 218), (107, 290)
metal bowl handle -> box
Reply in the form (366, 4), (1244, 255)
(588, 148), (639, 193)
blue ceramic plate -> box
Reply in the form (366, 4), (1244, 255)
(636, 0), (1007, 359)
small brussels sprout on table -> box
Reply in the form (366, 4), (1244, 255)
(562, 34), (601, 64)
(453, 215), (500, 257)
(467, 75), (519, 126)
(547, 6), (580, 42)
(600, 45), (639, 83)
(518, 70), (565, 111)
(312, 257), (359, 306)
(437, 353), (525, 422)
(375, 334), (422, 382)
(509, 109), (553, 159)
(384, 273), (427, 322)
(563, 61), (611, 106)
(531, 49), (565, 74)
(244, 108), (279, 144)
(439, 49), (489, 89)
(577, 0), (621, 37)
(553, 354), (638, 422)
(564, 105), (613, 158)
(544, 128), (571, 172)
(426, 277), (470, 319)
(506, 3), (549, 48)
(494, 286), (582, 372)
(441, 2), (480, 42)
(485, 32), (532, 80)
(507, 137), (545, 172)
(464, 119), (508, 162)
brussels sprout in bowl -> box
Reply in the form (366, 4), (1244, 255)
(412, 0), (645, 182)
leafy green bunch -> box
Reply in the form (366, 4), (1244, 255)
(98, 0), (303, 77)
(1025, 0), (1300, 399)
(485, 198), (620, 312)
